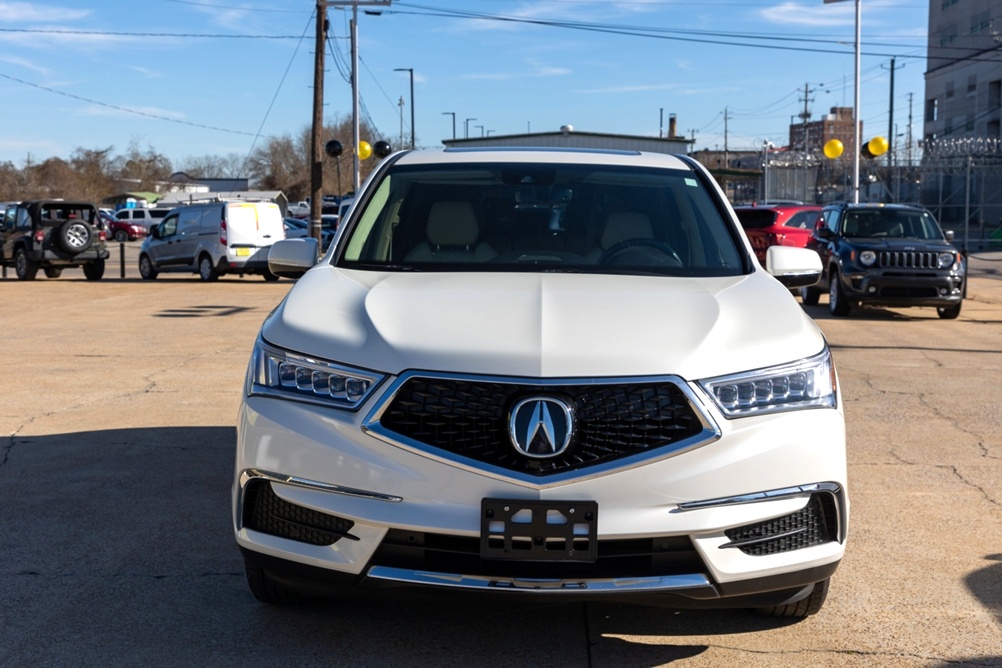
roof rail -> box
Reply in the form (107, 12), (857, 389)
(164, 193), (276, 206)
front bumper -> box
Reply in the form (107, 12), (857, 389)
(842, 268), (964, 307)
(233, 390), (848, 605)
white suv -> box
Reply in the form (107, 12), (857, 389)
(234, 148), (846, 617)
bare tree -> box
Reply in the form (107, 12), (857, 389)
(70, 147), (117, 203)
(115, 140), (173, 191)
(176, 153), (247, 179)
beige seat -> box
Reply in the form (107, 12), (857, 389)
(404, 201), (497, 263)
(587, 211), (654, 261)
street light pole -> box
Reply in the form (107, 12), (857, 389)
(442, 112), (455, 140)
(394, 67), (414, 148)
(465, 117), (476, 139)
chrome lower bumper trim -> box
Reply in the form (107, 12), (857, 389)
(240, 469), (403, 503)
(367, 566), (715, 595)
(675, 482), (842, 512)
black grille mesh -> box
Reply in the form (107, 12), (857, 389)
(378, 377), (703, 476)
(878, 251), (938, 269)
(243, 480), (354, 546)
(724, 493), (838, 556)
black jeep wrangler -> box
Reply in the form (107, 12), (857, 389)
(1, 200), (109, 281)
(802, 203), (965, 319)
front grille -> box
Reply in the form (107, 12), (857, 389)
(242, 480), (355, 546)
(377, 377), (705, 477)
(723, 493), (838, 556)
(879, 251), (938, 269)
(372, 529), (705, 580)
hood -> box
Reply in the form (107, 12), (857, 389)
(262, 267), (826, 381)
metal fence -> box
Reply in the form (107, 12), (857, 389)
(749, 137), (1002, 251)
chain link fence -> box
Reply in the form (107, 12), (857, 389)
(745, 138), (1002, 251)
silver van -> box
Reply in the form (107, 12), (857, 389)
(138, 199), (286, 281)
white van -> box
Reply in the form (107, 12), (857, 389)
(137, 199), (286, 281)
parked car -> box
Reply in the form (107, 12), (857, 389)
(801, 202), (965, 318)
(115, 206), (172, 231)
(287, 201), (310, 218)
(101, 210), (147, 242)
(234, 148), (846, 617)
(283, 217), (333, 250)
(1, 200), (108, 280)
(733, 204), (822, 264)
(138, 199), (285, 281)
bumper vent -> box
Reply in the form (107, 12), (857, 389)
(242, 480), (355, 546)
(372, 529), (705, 580)
(878, 251), (938, 269)
(377, 377), (706, 477)
(723, 493), (838, 555)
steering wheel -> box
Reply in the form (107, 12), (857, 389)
(598, 238), (683, 267)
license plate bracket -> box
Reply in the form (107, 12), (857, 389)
(480, 498), (598, 562)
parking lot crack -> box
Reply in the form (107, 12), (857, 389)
(891, 451), (1000, 508)
(701, 643), (959, 664)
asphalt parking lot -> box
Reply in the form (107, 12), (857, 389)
(1, 243), (1000, 667)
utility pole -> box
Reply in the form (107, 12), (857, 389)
(397, 96), (405, 148)
(309, 0), (328, 244)
(723, 107), (731, 168)
(799, 82), (816, 151)
(442, 111), (455, 140)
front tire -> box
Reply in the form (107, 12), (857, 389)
(114, 229), (129, 242)
(828, 269), (852, 317)
(937, 303), (962, 319)
(756, 578), (830, 618)
(198, 254), (219, 281)
(14, 248), (38, 281)
(800, 285), (821, 305)
(244, 559), (317, 605)
(139, 254), (158, 280)
(44, 267), (63, 279)
(262, 269), (280, 282)
(83, 259), (105, 280)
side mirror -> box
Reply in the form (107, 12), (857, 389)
(814, 220), (833, 240)
(945, 230), (954, 242)
(766, 246), (823, 289)
(150, 224), (161, 239)
(268, 238), (320, 279)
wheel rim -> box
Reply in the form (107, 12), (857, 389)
(66, 223), (90, 249)
(200, 258), (211, 279)
(829, 275), (838, 310)
(15, 252), (25, 275)
(140, 256), (152, 277)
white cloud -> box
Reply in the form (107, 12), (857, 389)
(0, 54), (50, 74)
(78, 104), (186, 121)
(760, 2), (855, 27)
(131, 66), (162, 79)
(0, 2), (90, 22)
(575, 82), (679, 94)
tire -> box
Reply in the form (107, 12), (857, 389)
(262, 269), (280, 282)
(244, 559), (318, 605)
(138, 254), (158, 280)
(800, 285), (821, 306)
(55, 220), (93, 254)
(756, 578), (830, 618)
(828, 269), (852, 317)
(14, 248), (38, 281)
(198, 254), (219, 281)
(44, 267), (63, 279)
(114, 229), (129, 242)
(83, 259), (105, 281)
(937, 303), (961, 319)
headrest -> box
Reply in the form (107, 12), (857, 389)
(427, 201), (479, 247)
(601, 212), (653, 249)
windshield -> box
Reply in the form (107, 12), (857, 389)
(337, 162), (746, 276)
(841, 209), (945, 240)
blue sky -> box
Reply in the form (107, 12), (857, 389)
(0, 0), (928, 169)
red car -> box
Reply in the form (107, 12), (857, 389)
(100, 210), (147, 242)
(733, 204), (822, 264)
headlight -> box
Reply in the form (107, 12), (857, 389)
(937, 252), (956, 269)
(698, 348), (837, 418)
(247, 338), (384, 410)
(859, 250), (876, 266)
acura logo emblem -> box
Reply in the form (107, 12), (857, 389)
(509, 397), (574, 459)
